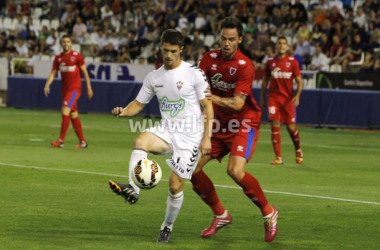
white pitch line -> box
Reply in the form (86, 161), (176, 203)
(1, 162), (379, 206)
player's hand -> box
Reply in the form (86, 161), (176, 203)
(44, 86), (50, 97)
(200, 138), (211, 157)
(87, 88), (94, 99)
(112, 107), (125, 117)
(204, 87), (212, 99)
(292, 95), (300, 107)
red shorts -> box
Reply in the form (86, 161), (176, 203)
(62, 90), (81, 112)
(267, 96), (296, 124)
(210, 126), (260, 162)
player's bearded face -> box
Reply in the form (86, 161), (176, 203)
(160, 43), (183, 69)
(61, 38), (72, 52)
(220, 28), (242, 59)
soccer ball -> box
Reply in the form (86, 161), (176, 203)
(132, 159), (162, 189)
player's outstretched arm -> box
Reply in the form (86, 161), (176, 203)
(112, 100), (146, 118)
(44, 69), (57, 97)
(204, 87), (246, 111)
(200, 98), (213, 157)
(260, 76), (269, 110)
(293, 76), (303, 107)
(80, 65), (93, 99)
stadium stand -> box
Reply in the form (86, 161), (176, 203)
(0, 0), (379, 72)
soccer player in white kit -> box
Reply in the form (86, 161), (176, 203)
(108, 29), (214, 243)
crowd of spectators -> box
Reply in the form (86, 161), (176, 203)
(1, 0), (380, 73)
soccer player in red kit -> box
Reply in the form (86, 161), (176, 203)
(260, 36), (304, 165)
(190, 17), (278, 243)
(44, 35), (93, 148)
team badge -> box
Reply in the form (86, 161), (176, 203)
(229, 67), (237, 75)
(70, 56), (75, 62)
(286, 62), (291, 68)
(176, 81), (183, 90)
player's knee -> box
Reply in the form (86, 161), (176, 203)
(227, 167), (243, 181)
(70, 112), (78, 118)
(169, 184), (183, 195)
(133, 136), (147, 149)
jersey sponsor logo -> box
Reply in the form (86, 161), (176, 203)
(238, 60), (246, 65)
(160, 96), (185, 117)
(229, 67), (237, 75)
(176, 81), (183, 90)
(237, 145), (244, 152)
(211, 64), (217, 70)
(211, 73), (236, 90)
(59, 63), (76, 72)
(210, 52), (218, 58)
(271, 67), (292, 79)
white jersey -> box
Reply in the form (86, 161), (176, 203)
(136, 61), (208, 132)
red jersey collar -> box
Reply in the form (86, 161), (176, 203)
(217, 48), (241, 61)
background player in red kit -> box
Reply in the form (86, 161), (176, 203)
(190, 17), (278, 243)
(260, 36), (304, 165)
(44, 35), (93, 148)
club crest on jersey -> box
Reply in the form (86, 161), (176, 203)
(286, 62), (291, 68)
(176, 81), (183, 90)
(211, 64), (217, 70)
(229, 67), (237, 75)
(210, 52), (218, 58)
(70, 56), (75, 62)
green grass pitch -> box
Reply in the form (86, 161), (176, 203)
(0, 107), (379, 249)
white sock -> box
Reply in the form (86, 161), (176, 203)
(160, 191), (184, 230)
(128, 149), (147, 194)
(215, 210), (228, 219)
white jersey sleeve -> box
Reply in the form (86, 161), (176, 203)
(136, 72), (155, 104)
(192, 66), (208, 101)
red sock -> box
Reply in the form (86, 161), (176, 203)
(191, 170), (225, 216)
(59, 115), (70, 142)
(289, 129), (301, 150)
(237, 172), (272, 216)
(71, 117), (86, 142)
(271, 126), (281, 158)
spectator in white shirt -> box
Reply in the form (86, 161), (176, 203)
(72, 16), (87, 43)
(101, 4), (114, 20)
(107, 30), (121, 50)
(354, 7), (367, 29)
(308, 45), (329, 71)
(15, 39), (29, 57)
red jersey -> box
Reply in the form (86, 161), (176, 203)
(199, 49), (261, 128)
(265, 55), (301, 100)
(52, 50), (85, 93)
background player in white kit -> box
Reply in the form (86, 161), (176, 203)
(108, 29), (213, 243)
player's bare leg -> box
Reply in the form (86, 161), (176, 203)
(227, 156), (278, 242)
(191, 155), (232, 237)
(270, 120), (283, 165)
(286, 124), (303, 164)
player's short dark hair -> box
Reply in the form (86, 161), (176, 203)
(220, 16), (243, 37)
(277, 36), (288, 44)
(60, 34), (72, 43)
(160, 29), (184, 46)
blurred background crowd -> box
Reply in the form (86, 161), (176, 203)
(0, 0), (380, 73)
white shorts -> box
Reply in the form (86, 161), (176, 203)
(145, 125), (202, 180)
